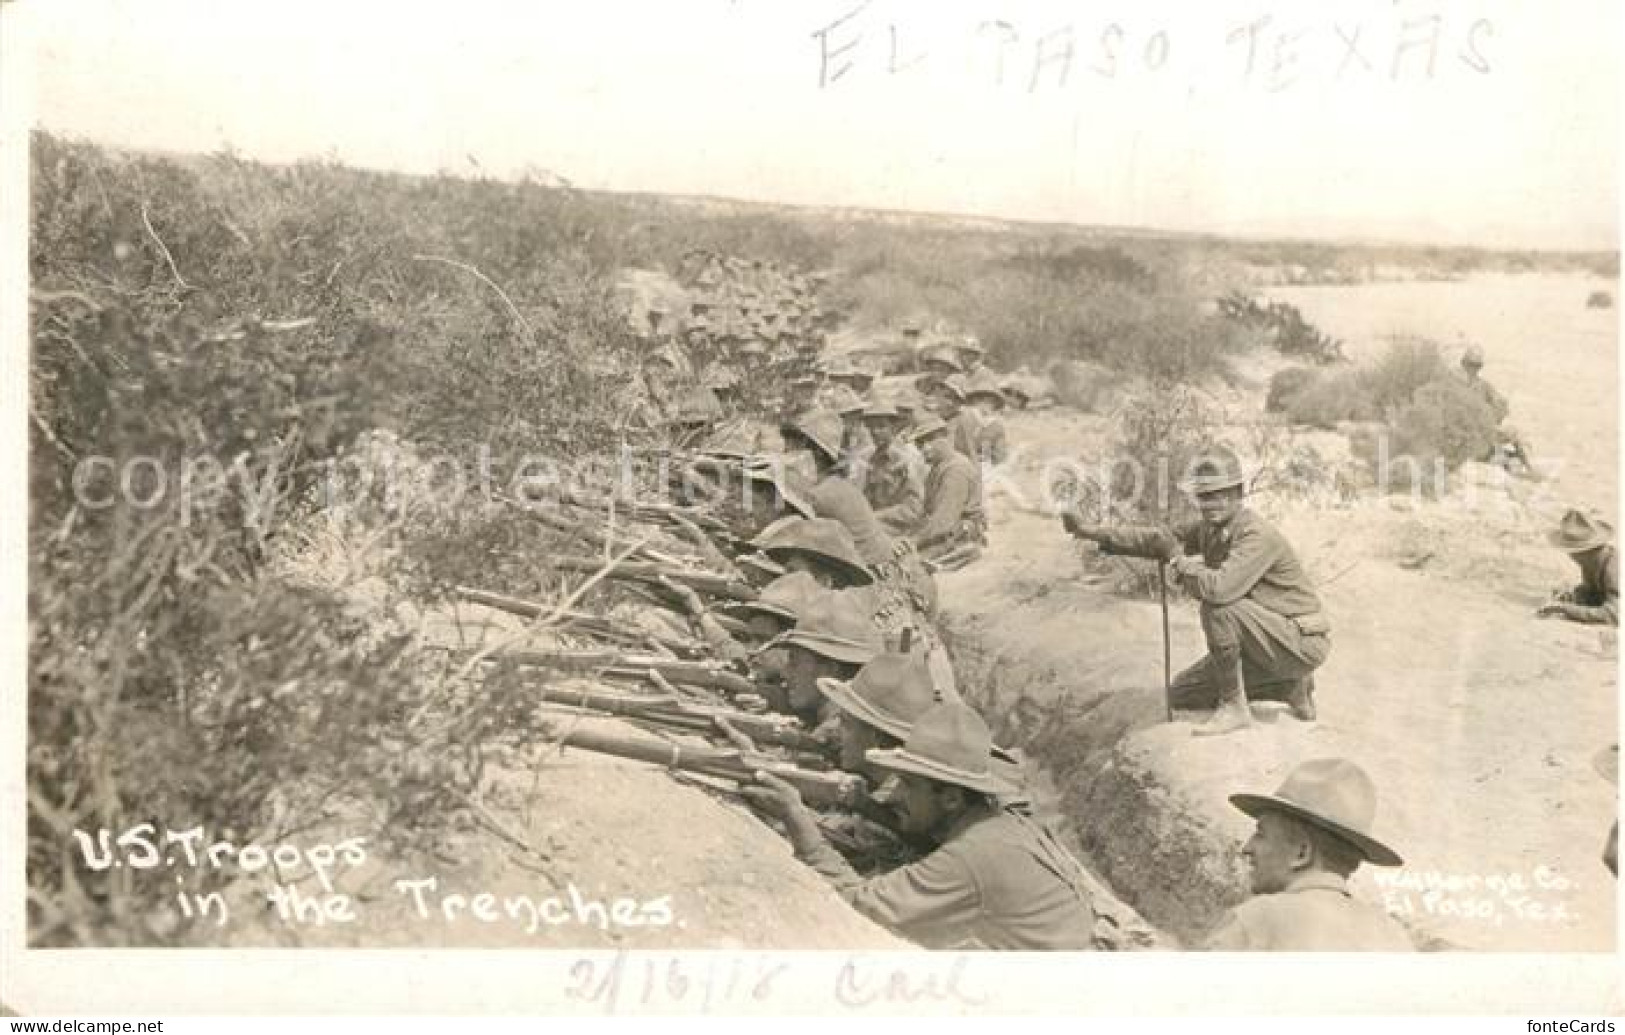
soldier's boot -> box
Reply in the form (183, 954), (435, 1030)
(1193, 653), (1253, 737)
(1286, 674), (1317, 722)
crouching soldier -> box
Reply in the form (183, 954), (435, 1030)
(744, 702), (1098, 950)
(1063, 446), (1328, 735)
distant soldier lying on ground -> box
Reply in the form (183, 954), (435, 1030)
(1537, 509), (1618, 626)
(1200, 758), (1413, 951)
(744, 702), (1100, 950)
(1063, 446), (1328, 735)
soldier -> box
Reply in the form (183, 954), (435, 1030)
(1536, 509), (1618, 626)
(912, 415), (987, 567)
(1063, 446), (1328, 735)
(779, 410), (898, 573)
(961, 370), (1010, 465)
(760, 595), (883, 731)
(664, 385), (726, 450)
(862, 399), (928, 536)
(1457, 345), (1534, 472)
(744, 702), (1099, 950)
(956, 335), (988, 377)
(916, 341), (963, 382)
(779, 411), (942, 640)
(1201, 758), (1413, 951)
(756, 516), (876, 591)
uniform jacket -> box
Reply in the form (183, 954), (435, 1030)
(1096, 509), (1322, 618)
(1200, 873), (1414, 951)
(866, 442), (928, 533)
(796, 804), (1098, 950)
(1564, 544), (1619, 625)
(918, 450), (985, 549)
(805, 473), (897, 570)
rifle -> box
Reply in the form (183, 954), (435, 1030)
(533, 683), (832, 758)
(552, 556), (757, 603)
(467, 647), (758, 698)
(454, 585), (706, 658)
(547, 723), (867, 810)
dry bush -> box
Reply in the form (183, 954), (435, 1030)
(28, 133), (662, 945)
(1268, 336), (1451, 430)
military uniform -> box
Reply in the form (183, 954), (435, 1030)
(1557, 543), (1619, 625)
(865, 441), (928, 534)
(917, 448), (987, 560)
(795, 804), (1098, 950)
(1095, 508), (1329, 708)
(1202, 876), (1412, 951)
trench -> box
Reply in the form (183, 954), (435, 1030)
(935, 601), (1249, 951)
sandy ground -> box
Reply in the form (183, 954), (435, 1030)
(940, 273), (1619, 951)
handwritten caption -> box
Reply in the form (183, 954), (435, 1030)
(810, 4), (1495, 93)
(563, 951), (985, 1013)
(75, 824), (670, 932)
(1374, 866), (1580, 927)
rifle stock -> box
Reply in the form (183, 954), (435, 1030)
(533, 684), (832, 758)
(485, 647), (757, 697)
(549, 724), (866, 809)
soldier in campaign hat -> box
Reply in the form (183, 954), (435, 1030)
(1537, 509), (1618, 625)
(1201, 758), (1412, 951)
(1064, 445), (1329, 735)
(744, 702), (1099, 950)
(862, 398), (928, 536)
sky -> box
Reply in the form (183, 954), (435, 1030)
(11, 0), (1622, 250)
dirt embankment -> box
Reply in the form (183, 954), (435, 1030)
(222, 708), (908, 950)
(937, 276), (1618, 952)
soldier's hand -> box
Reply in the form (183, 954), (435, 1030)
(1061, 511), (1099, 539)
(1169, 554), (1204, 579)
(740, 770), (806, 822)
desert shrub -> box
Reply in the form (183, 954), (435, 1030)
(1387, 377), (1500, 472)
(28, 133), (666, 945)
(1359, 335), (1449, 416)
(1265, 367), (1318, 414)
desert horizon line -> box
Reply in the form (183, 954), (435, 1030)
(30, 127), (1618, 261)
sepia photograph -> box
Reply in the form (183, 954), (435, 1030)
(3, 0), (1620, 1017)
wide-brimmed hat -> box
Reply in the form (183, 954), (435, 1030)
(963, 369), (1007, 406)
(865, 702), (1017, 796)
(781, 410), (845, 463)
(1178, 446), (1247, 496)
(740, 459), (815, 519)
(721, 570), (825, 626)
(956, 336), (986, 357)
(861, 399), (903, 421)
(760, 517), (875, 587)
(1461, 344), (1485, 368)
(910, 414), (950, 443)
(765, 595), (883, 666)
(1547, 509), (1613, 553)
(1230, 758), (1403, 867)
(817, 651), (942, 741)
(917, 343), (963, 372)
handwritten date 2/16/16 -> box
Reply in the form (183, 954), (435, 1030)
(562, 952), (986, 1013)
